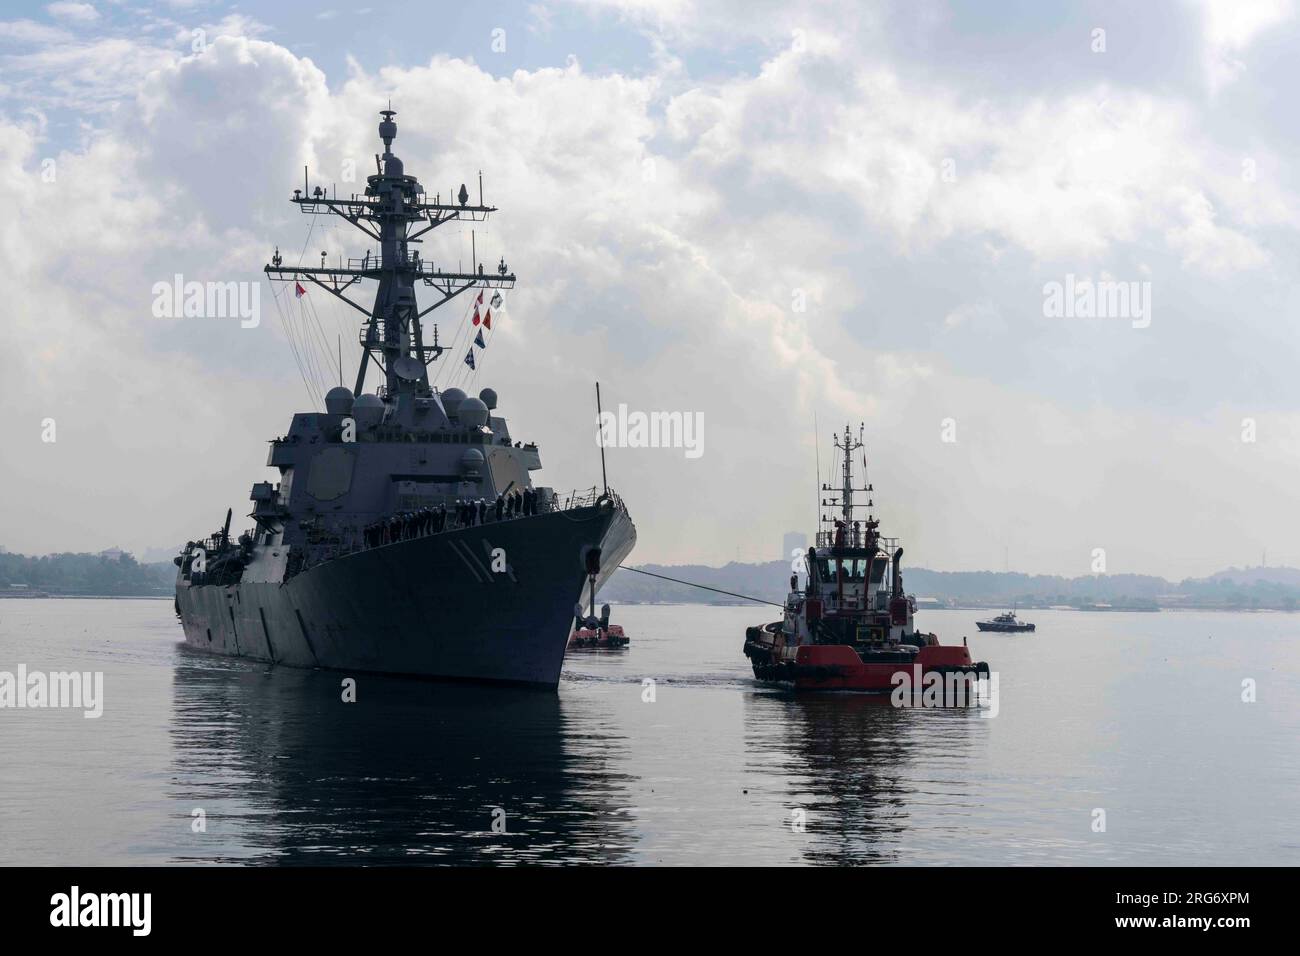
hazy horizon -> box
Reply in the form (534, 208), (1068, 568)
(3, 538), (1296, 588)
(3, 1), (1299, 578)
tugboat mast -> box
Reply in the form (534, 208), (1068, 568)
(821, 423), (875, 538)
(836, 424), (863, 523)
(264, 108), (517, 400)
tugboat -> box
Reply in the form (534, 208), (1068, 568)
(743, 424), (988, 693)
(976, 609), (1035, 632)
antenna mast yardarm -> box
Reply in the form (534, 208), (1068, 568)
(264, 109), (516, 398)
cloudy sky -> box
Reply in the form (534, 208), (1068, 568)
(1, 0), (1297, 578)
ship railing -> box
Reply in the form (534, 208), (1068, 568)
(813, 531), (899, 551)
(295, 486), (626, 570)
(553, 486), (626, 514)
(344, 250), (424, 271)
(185, 527), (258, 555)
(332, 250), (500, 280)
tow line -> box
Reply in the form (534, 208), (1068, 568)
(617, 566), (786, 608)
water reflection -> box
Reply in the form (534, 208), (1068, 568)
(744, 692), (986, 864)
(168, 648), (637, 864)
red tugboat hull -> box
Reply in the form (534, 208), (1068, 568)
(744, 630), (987, 693)
(790, 644), (979, 692)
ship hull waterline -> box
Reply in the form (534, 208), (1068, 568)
(176, 503), (635, 689)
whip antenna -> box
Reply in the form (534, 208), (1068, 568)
(596, 382), (608, 496)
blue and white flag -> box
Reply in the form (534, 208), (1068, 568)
(474, 329), (486, 349)
(464, 349), (475, 370)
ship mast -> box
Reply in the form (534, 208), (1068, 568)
(264, 108), (516, 399)
(821, 426), (873, 522)
(835, 424), (863, 523)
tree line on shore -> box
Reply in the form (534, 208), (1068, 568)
(0, 552), (173, 596)
(3, 548), (1297, 610)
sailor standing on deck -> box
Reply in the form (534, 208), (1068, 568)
(495, 494), (504, 522)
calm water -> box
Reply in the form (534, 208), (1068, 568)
(1, 600), (1297, 865)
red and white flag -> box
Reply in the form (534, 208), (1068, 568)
(472, 306), (481, 326)
(483, 309), (492, 330)
(294, 281), (306, 298)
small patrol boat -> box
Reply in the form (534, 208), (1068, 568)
(743, 424), (988, 694)
(976, 610), (1035, 632)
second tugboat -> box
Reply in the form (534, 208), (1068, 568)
(743, 425), (988, 693)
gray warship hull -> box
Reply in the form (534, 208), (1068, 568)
(176, 502), (635, 688)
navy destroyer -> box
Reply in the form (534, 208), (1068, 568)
(174, 109), (636, 688)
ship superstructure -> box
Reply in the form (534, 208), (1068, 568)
(174, 110), (636, 687)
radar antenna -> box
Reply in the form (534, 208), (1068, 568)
(263, 108), (517, 398)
